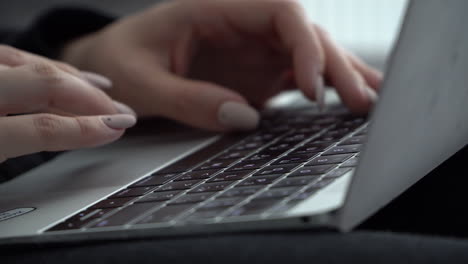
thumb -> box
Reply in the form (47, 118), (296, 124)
(155, 74), (260, 131)
(0, 114), (136, 162)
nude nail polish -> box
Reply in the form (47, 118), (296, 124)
(101, 114), (137, 130)
(365, 86), (379, 103)
(81, 71), (112, 89)
(315, 75), (326, 112)
(218, 102), (260, 131)
(113, 101), (137, 116)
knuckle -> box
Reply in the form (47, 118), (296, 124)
(73, 117), (95, 138)
(0, 45), (26, 65)
(273, 0), (303, 13)
(33, 114), (64, 145)
(30, 62), (65, 85)
(54, 61), (80, 76)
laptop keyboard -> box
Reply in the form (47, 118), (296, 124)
(47, 108), (367, 232)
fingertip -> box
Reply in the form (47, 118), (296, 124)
(101, 114), (137, 130)
(217, 101), (260, 131)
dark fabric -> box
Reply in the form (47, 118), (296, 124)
(4, 231), (468, 264)
(6, 7), (113, 59)
(0, 153), (59, 183)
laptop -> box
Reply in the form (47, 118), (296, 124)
(1, 0), (468, 244)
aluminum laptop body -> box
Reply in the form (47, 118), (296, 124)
(1, 0), (468, 244)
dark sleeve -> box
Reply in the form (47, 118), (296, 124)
(0, 7), (115, 183)
(5, 7), (114, 59)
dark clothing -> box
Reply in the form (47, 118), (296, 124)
(2, 7), (468, 263)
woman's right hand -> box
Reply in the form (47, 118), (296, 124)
(0, 45), (137, 164)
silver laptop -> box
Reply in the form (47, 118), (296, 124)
(1, 0), (468, 243)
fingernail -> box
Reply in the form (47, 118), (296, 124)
(113, 101), (137, 116)
(315, 75), (326, 112)
(101, 114), (137, 130)
(218, 101), (260, 131)
(365, 86), (378, 103)
(81, 71), (112, 89)
(354, 71), (378, 104)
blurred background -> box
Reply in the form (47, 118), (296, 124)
(0, 0), (408, 69)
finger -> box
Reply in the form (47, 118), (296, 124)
(346, 52), (383, 90)
(143, 69), (259, 131)
(0, 45), (112, 89)
(0, 113), (136, 162)
(314, 25), (376, 113)
(0, 62), (130, 116)
(191, 0), (325, 100)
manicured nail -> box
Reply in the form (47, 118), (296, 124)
(315, 75), (326, 112)
(354, 71), (378, 104)
(113, 101), (137, 116)
(101, 114), (137, 130)
(218, 102), (260, 131)
(81, 71), (112, 89)
(365, 86), (378, 103)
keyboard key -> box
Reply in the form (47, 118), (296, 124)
(226, 160), (270, 172)
(233, 141), (264, 151)
(130, 173), (178, 187)
(237, 175), (282, 187)
(309, 178), (336, 189)
(341, 157), (359, 168)
(215, 150), (251, 161)
(200, 197), (244, 210)
(306, 154), (352, 166)
(110, 186), (156, 198)
(227, 200), (279, 217)
(91, 202), (162, 228)
(338, 117), (366, 128)
(247, 152), (279, 161)
(324, 128), (353, 137)
(272, 155), (312, 165)
(159, 180), (202, 192)
(90, 197), (135, 209)
(323, 168), (353, 179)
(313, 116), (340, 126)
(280, 133), (315, 143)
(253, 164), (297, 176)
(252, 187), (299, 201)
(272, 176), (319, 188)
(189, 181), (235, 193)
(74, 209), (108, 221)
(289, 165), (336, 177)
(194, 160), (234, 171)
(291, 143), (330, 155)
(48, 215), (99, 231)
(266, 142), (295, 152)
(314, 134), (345, 143)
(168, 193), (216, 205)
(136, 190), (183, 203)
(207, 171), (252, 183)
(340, 136), (366, 146)
(47, 208), (115, 231)
(174, 170), (218, 181)
(289, 187), (320, 202)
(322, 145), (362, 156)
(219, 186), (264, 198)
(136, 204), (195, 224)
(248, 133), (277, 142)
(184, 209), (226, 221)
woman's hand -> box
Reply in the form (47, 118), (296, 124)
(0, 45), (137, 164)
(63, 0), (381, 131)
